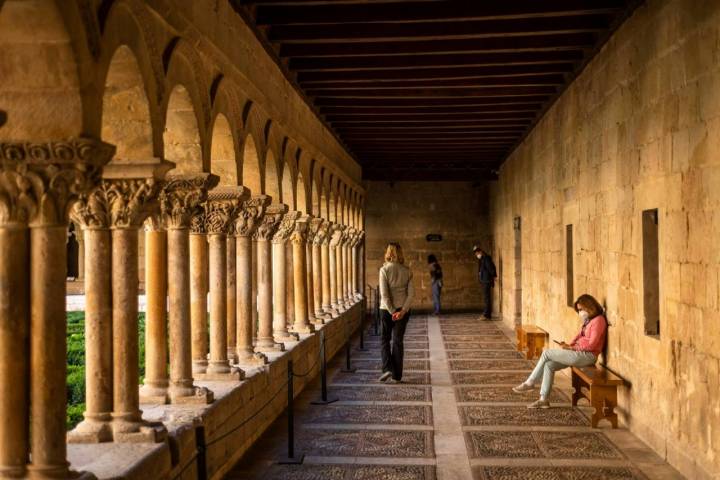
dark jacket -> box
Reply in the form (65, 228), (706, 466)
(478, 255), (497, 284)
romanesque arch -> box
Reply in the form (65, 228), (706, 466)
(241, 133), (262, 195)
(209, 113), (238, 185)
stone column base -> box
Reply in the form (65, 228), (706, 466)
(168, 385), (214, 405)
(112, 419), (167, 443)
(195, 369), (244, 381)
(290, 323), (315, 334)
(138, 383), (170, 405)
(273, 331), (300, 342)
(26, 466), (97, 480)
(255, 342), (285, 353)
(67, 418), (113, 444)
(237, 351), (269, 366)
(227, 350), (239, 364)
(192, 360), (208, 375)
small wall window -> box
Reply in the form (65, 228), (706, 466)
(642, 209), (660, 336)
(566, 224), (574, 307)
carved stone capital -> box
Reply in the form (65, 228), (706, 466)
(289, 215), (310, 245)
(205, 186), (250, 235)
(311, 218), (327, 246)
(271, 209), (300, 243)
(0, 137), (114, 227)
(352, 230), (365, 247)
(144, 214), (164, 232)
(235, 195), (271, 237)
(159, 173), (219, 229)
(328, 223), (344, 248)
(253, 203), (288, 241)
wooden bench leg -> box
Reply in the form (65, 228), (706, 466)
(526, 338), (535, 360)
(571, 375), (582, 406)
(590, 385), (618, 428)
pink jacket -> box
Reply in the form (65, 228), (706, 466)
(570, 315), (607, 357)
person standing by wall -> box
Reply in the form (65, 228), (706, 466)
(428, 254), (443, 315)
(378, 243), (414, 383)
(473, 245), (497, 320)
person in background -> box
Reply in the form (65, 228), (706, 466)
(473, 245), (496, 320)
(512, 294), (608, 408)
(378, 243), (414, 384)
(428, 254), (443, 315)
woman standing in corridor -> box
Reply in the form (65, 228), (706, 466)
(378, 243), (414, 384)
(428, 254), (443, 315)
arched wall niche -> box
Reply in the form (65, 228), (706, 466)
(280, 160), (294, 209)
(296, 171), (307, 215)
(163, 84), (203, 174)
(241, 133), (262, 195)
(265, 149), (281, 202)
(101, 45), (154, 163)
(0, 0), (83, 139)
(209, 113), (237, 186)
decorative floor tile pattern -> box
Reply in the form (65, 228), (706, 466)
(353, 359), (430, 371)
(451, 372), (530, 385)
(355, 350), (429, 360)
(442, 335), (509, 342)
(364, 341), (429, 350)
(448, 359), (535, 371)
(331, 371), (431, 385)
(304, 404), (433, 425)
(472, 466), (647, 480)
(331, 386), (432, 402)
(459, 406), (589, 427)
(456, 386), (568, 403)
(245, 464), (437, 480)
(445, 342), (514, 350)
(465, 431), (623, 459)
(297, 429), (434, 458)
(447, 350), (524, 359)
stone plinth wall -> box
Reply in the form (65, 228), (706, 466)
(365, 181), (491, 312)
(68, 303), (363, 480)
(489, 0), (720, 477)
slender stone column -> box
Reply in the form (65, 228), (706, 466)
(322, 223), (337, 316)
(0, 139), (111, 477)
(190, 212), (209, 374)
(358, 232), (366, 300)
(160, 174), (217, 404)
(330, 224), (345, 313)
(306, 217), (322, 325)
(352, 231), (364, 299)
(234, 195), (270, 365)
(226, 233), (237, 363)
(139, 216), (169, 404)
(314, 221), (331, 319)
(254, 203), (287, 352)
(271, 210), (300, 342)
(197, 187), (248, 380)
(341, 228), (351, 307)
(290, 216), (314, 333)
(68, 205), (112, 443)
(76, 231), (85, 281)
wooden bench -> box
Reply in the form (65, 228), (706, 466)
(515, 325), (548, 360)
(571, 365), (624, 428)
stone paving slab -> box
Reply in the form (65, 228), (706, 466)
(471, 465), (648, 480)
(456, 386), (568, 403)
(304, 404), (433, 426)
(465, 431), (624, 459)
(445, 342), (514, 350)
(353, 359), (431, 371)
(446, 350), (524, 360)
(330, 385), (432, 402)
(442, 335), (509, 342)
(228, 464), (437, 480)
(364, 341), (430, 349)
(448, 359), (535, 371)
(452, 372), (530, 385)
(296, 428), (435, 458)
(355, 350), (429, 360)
(332, 371), (431, 385)
(459, 406), (589, 427)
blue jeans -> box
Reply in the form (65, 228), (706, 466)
(527, 349), (596, 399)
(431, 281), (441, 314)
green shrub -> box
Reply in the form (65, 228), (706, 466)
(66, 403), (85, 430)
(66, 367), (85, 406)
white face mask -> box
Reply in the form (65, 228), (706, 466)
(578, 310), (590, 322)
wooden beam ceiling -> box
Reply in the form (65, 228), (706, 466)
(233, 0), (641, 181)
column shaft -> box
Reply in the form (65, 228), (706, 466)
(321, 242), (332, 314)
(205, 234), (236, 376)
(255, 239), (277, 350)
(335, 244), (344, 311)
(190, 233), (209, 374)
(329, 244), (338, 311)
(292, 237), (312, 333)
(312, 242), (323, 318)
(272, 241), (294, 340)
(236, 235), (255, 362)
(226, 236), (237, 362)
(0, 226), (28, 476)
(305, 241), (317, 324)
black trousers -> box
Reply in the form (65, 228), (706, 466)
(481, 282), (492, 317)
(380, 309), (410, 380)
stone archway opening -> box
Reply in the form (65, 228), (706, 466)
(210, 113), (238, 186)
(164, 84), (203, 173)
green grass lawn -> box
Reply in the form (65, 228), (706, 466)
(66, 312), (146, 430)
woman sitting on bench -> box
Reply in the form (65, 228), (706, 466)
(513, 294), (607, 409)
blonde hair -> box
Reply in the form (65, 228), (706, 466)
(384, 242), (405, 264)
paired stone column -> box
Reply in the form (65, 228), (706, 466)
(290, 216), (315, 334)
(311, 219), (329, 322)
(190, 209), (209, 374)
(0, 139), (111, 478)
(196, 187), (248, 380)
(323, 222), (338, 316)
(76, 231), (85, 281)
(341, 227), (352, 308)
(254, 203), (287, 352)
(234, 195), (270, 365)
(226, 233), (237, 363)
(352, 231), (365, 299)
(330, 224), (345, 313)
(160, 174), (217, 404)
(271, 210), (300, 342)
(305, 217), (321, 325)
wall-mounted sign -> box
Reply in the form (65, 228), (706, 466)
(426, 234), (442, 242)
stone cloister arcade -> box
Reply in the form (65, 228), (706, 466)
(0, 0), (365, 478)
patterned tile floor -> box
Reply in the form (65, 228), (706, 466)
(224, 314), (683, 480)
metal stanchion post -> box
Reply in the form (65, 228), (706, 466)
(311, 330), (338, 405)
(278, 360), (304, 464)
(195, 426), (208, 480)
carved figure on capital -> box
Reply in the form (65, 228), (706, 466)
(253, 204), (287, 241)
(159, 174), (219, 230)
(289, 215), (309, 245)
(313, 219), (330, 246)
(234, 195), (270, 238)
(328, 223), (344, 248)
(271, 210), (300, 243)
(204, 187), (249, 236)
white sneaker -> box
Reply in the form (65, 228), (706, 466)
(386, 378), (403, 384)
(512, 383), (534, 393)
(527, 399), (550, 409)
(378, 371), (392, 382)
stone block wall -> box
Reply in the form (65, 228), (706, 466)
(488, 0), (720, 477)
(365, 181), (491, 312)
